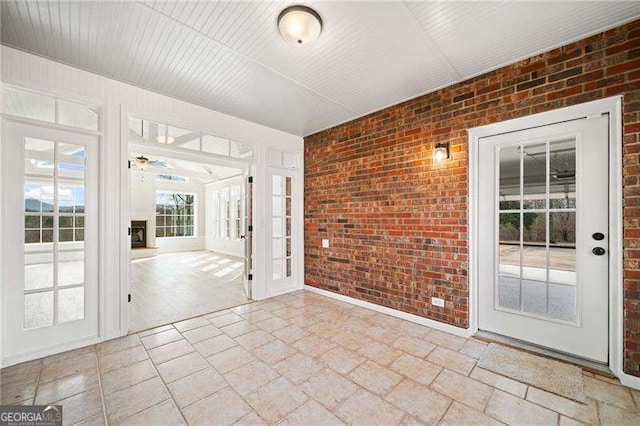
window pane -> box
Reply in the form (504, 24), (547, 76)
(273, 238), (284, 259)
(549, 139), (576, 209)
(59, 216), (73, 228)
(58, 185), (85, 213)
(273, 218), (283, 237)
(273, 196), (283, 216)
(167, 125), (198, 147)
(522, 280), (547, 316)
(550, 212), (576, 287)
(273, 259), (284, 280)
(286, 177), (292, 196)
(25, 138), (54, 176)
(25, 215), (41, 229)
(25, 182), (54, 213)
(58, 252), (84, 286)
(202, 135), (229, 156)
(24, 291), (53, 329)
(499, 145), (520, 210)
(523, 143), (547, 209)
(5, 87), (55, 123)
(230, 140), (253, 159)
(58, 287), (84, 323)
(24, 253), (54, 291)
(59, 229), (73, 242)
(58, 99), (99, 130)
(549, 284), (576, 322)
(286, 198), (292, 216)
(522, 212), (546, 282)
(286, 258), (292, 277)
(58, 143), (86, 179)
(498, 276), (520, 311)
(272, 176), (282, 195)
(286, 238), (292, 257)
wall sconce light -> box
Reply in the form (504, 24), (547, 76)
(434, 142), (450, 161)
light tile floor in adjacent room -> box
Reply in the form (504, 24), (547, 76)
(131, 251), (248, 331)
(2, 290), (640, 425)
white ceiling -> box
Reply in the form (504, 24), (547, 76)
(2, 1), (639, 136)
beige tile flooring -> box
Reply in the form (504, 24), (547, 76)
(131, 251), (248, 331)
(2, 290), (640, 425)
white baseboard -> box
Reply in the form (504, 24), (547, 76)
(264, 284), (304, 300)
(304, 285), (472, 338)
(0, 335), (101, 369)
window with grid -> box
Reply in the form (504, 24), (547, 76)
(155, 192), (195, 238)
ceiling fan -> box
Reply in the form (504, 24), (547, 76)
(130, 155), (168, 171)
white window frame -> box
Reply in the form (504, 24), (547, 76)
(155, 190), (198, 239)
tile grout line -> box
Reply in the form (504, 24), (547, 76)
(94, 346), (110, 426)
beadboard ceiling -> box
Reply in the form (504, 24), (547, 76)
(2, 1), (639, 136)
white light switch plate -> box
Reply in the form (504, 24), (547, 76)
(322, 239), (330, 248)
(431, 297), (445, 308)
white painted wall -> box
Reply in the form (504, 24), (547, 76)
(1, 46), (304, 361)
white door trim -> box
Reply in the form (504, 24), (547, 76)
(468, 96), (628, 384)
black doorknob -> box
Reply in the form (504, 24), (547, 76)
(240, 235), (246, 239)
(592, 247), (606, 256)
(592, 232), (605, 241)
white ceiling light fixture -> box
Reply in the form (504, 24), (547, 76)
(156, 135), (175, 145)
(278, 5), (323, 47)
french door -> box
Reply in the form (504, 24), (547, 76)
(2, 121), (99, 360)
(477, 116), (609, 363)
(243, 168), (253, 299)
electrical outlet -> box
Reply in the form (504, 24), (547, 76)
(431, 297), (445, 308)
(322, 239), (330, 248)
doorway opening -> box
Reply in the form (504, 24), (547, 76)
(127, 118), (253, 332)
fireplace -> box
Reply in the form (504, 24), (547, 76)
(131, 221), (147, 248)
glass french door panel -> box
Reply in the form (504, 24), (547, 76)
(549, 284), (576, 322)
(273, 259), (284, 280)
(24, 291), (54, 329)
(58, 251), (85, 286)
(24, 253), (54, 290)
(522, 279), (547, 316)
(522, 212), (547, 282)
(522, 143), (547, 209)
(58, 143), (86, 179)
(24, 138), (54, 176)
(499, 145), (520, 210)
(58, 286), (85, 323)
(549, 139), (576, 209)
(498, 276), (520, 311)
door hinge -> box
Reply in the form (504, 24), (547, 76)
(248, 274), (253, 281)
(248, 176), (253, 184)
(128, 294), (131, 303)
(128, 227), (131, 236)
(248, 224), (253, 232)
(128, 160), (131, 169)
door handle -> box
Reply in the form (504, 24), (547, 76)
(240, 235), (246, 240)
(592, 247), (606, 256)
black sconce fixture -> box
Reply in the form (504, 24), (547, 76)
(434, 142), (450, 161)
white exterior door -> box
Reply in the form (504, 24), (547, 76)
(477, 116), (609, 363)
(2, 121), (99, 361)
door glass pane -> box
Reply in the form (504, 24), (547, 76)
(272, 176), (282, 195)
(58, 252), (84, 286)
(523, 143), (546, 209)
(499, 146), (520, 210)
(58, 287), (85, 323)
(273, 218), (283, 238)
(286, 259), (292, 277)
(58, 143), (86, 179)
(273, 260), (284, 280)
(522, 212), (546, 281)
(24, 291), (53, 329)
(273, 196), (283, 216)
(496, 138), (578, 323)
(550, 139), (576, 209)
(24, 253), (54, 290)
(273, 238), (284, 258)
(25, 182), (54, 213)
(25, 138), (54, 176)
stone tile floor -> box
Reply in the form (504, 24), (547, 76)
(1, 290), (639, 425)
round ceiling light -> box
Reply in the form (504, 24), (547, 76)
(278, 5), (323, 47)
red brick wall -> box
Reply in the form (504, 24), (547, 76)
(304, 20), (640, 376)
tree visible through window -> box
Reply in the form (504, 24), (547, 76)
(156, 192), (195, 237)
